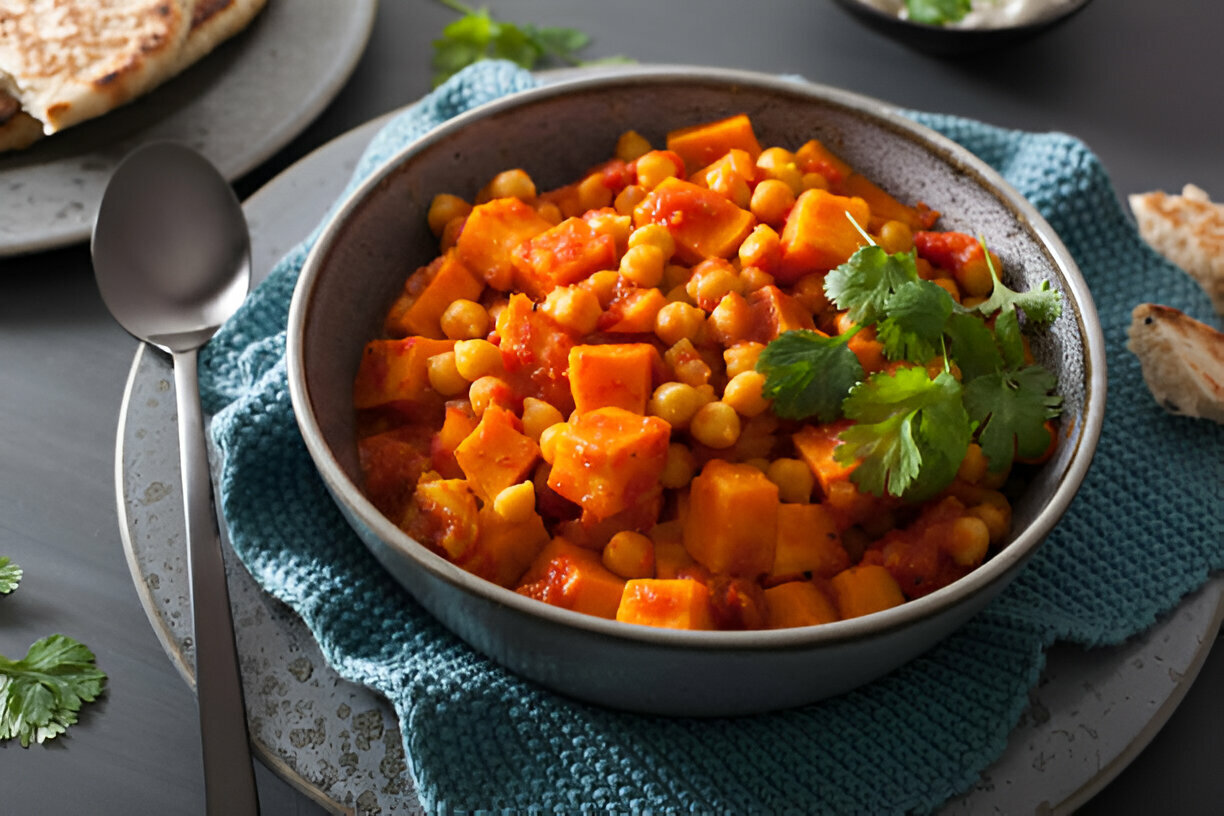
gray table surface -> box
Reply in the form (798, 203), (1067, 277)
(2, 2), (1221, 813)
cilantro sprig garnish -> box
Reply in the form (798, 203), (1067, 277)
(0, 557), (21, 595)
(756, 220), (1065, 499)
(906, 0), (973, 25)
(432, 0), (630, 87)
(0, 635), (107, 747)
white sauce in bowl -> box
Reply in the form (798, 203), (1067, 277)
(858, 0), (1082, 29)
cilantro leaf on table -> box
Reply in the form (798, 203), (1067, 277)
(836, 368), (972, 500)
(0, 557), (21, 595)
(906, 0), (973, 25)
(876, 278), (957, 363)
(824, 246), (921, 326)
(431, 0), (629, 87)
(0, 634), (107, 747)
(964, 366), (1062, 472)
(756, 329), (865, 422)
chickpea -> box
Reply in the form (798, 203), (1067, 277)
(536, 200), (563, 225)
(956, 443), (990, 485)
(648, 381), (704, 428)
(755, 147), (803, 193)
(738, 224), (781, 271)
(664, 339), (712, 387)
(969, 502), (1011, 544)
(577, 173), (613, 211)
(636, 150), (680, 189)
(426, 351), (467, 397)
(689, 401), (741, 449)
(521, 397), (566, 442)
(659, 443), (697, 489)
(722, 370), (770, 417)
(724, 342), (765, 379)
(439, 299), (490, 340)
(654, 301), (706, 347)
(706, 292), (752, 348)
(944, 516), (990, 567)
(453, 338), (504, 380)
(587, 210), (632, 251)
(739, 265), (775, 294)
(663, 263), (692, 292)
(957, 254), (996, 298)
(627, 223), (676, 260)
(602, 530), (655, 579)
(581, 269), (621, 309)
(686, 258), (743, 311)
(427, 194), (471, 237)
(614, 184), (648, 216)
(538, 422), (568, 464)
(440, 215), (466, 252)
(481, 168), (536, 204)
(800, 171), (829, 191)
(493, 481), (537, 523)
(766, 458), (815, 504)
(615, 129), (652, 162)
(750, 179), (796, 226)
(708, 164), (752, 209)
(877, 220), (914, 254)
(792, 273), (829, 314)
(930, 276), (961, 303)
(619, 244), (666, 288)
(468, 375), (512, 416)
(542, 285), (602, 335)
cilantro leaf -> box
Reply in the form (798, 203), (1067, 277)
(824, 246), (921, 326)
(0, 557), (21, 595)
(0, 634), (107, 747)
(943, 312), (1004, 382)
(432, 0), (626, 87)
(906, 0), (972, 25)
(756, 329), (864, 422)
(964, 366), (1063, 472)
(876, 278), (957, 363)
(973, 262), (1063, 327)
(836, 368), (971, 501)
(993, 306), (1026, 370)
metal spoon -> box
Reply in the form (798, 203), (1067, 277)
(92, 142), (259, 816)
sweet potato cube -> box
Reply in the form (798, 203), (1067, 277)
(511, 217), (618, 298)
(353, 337), (455, 409)
(404, 478), (480, 561)
(568, 343), (658, 415)
(690, 148), (757, 188)
(830, 565), (906, 619)
(453, 405), (540, 502)
(616, 578), (715, 630)
(547, 407), (671, 521)
(516, 537), (626, 619)
(794, 139), (852, 185)
(838, 173), (925, 232)
(385, 250), (485, 339)
(763, 581), (839, 628)
(455, 502), (550, 588)
(357, 426), (434, 521)
(746, 285), (815, 342)
(666, 114), (762, 175)
(633, 177), (755, 265)
(772, 503), (849, 579)
(457, 197), (552, 290)
(650, 520), (696, 579)
(792, 420), (857, 496)
(496, 292), (578, 414)
(599, 286), (668, 334)
(778, 188), (872, 283)
(430, 402), (478, 479)
(683, 459), (778, 577)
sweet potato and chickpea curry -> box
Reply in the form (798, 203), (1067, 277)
(353, 114), (1063, 631)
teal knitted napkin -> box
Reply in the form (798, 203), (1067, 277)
(201, 61), (1224, 814)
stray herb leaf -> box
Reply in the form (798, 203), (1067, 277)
(432, 0), (629, 87)
(756, 329), (864, 422)
(0, 557), (21, 595)
(0, 634), (107, 747)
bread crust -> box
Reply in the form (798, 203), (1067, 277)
(1129, 185), (1224, 315)
(1126, 303), (1224, 424)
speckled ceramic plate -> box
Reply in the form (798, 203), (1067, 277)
(113, 98), (1224, 814)
(0, 0), (376, 258)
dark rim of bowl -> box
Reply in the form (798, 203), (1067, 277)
(287, 64), (1107, 653)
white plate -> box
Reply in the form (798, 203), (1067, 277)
(0, 0), (376, 258)
(115, 110), (1224, 814)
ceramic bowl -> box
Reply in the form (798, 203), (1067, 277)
(832, 0), (1095, 56)
(286, 66), (1106, 716)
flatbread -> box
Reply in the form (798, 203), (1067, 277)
(0, 0), (266, 152)
(1126, 302), (1224, 424)
(1129, 184), (1224, 315)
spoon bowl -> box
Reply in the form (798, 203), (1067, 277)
(92, 141), (259, 815)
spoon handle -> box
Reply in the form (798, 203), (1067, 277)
(172, 348), (261, 816)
